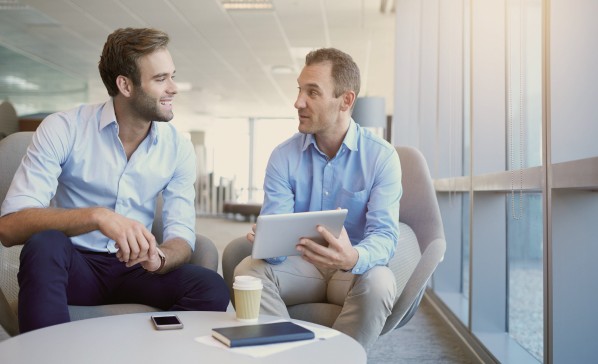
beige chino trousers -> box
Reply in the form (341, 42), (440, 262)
(234, 256), (396, 351)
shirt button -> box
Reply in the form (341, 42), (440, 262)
(324, 191), (329, 196)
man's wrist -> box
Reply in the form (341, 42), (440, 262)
(147, 248), (166, 274)
(341, 247), (359, 272)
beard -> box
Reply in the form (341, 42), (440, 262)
(130, 86), (174, 122)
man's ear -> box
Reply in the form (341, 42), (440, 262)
(116, 75), (133, 97)
(340, 91), (356, 112)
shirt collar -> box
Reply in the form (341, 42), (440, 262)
(99, 99), (117, 131)
(344, 118), (359, 151)
(147, 122), (159, 148)
(98, 98), (159, 151)
(301, 118), (359, 153)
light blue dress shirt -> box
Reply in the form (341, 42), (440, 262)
(1, 100), (197, 252)
(261, 120), (402, 274)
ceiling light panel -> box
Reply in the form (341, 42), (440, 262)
(221, 0), (273, 11)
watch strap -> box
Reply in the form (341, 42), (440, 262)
(148, 248), (166, 274)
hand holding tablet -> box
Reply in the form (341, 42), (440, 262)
(251, 209), (348, 259)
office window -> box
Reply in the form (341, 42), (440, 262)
(201, 118), (250, 210)
(0, 44), (87, 116)
(507, 193), (543, 362)
(198, 117), (297, 213)
(251, 118), (297, 202)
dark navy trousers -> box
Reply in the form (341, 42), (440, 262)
(17, 230), (230, 333)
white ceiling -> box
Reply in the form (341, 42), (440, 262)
(0, 0), (396, 131)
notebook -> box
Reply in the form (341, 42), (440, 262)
(251, 209), (348, 259)
(212, 321), (315, 348)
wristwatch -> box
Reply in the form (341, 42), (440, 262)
(148, 248), (166, 274)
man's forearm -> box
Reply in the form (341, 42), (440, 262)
(154, 237), (192, 273)
(0, 207), (106, 246)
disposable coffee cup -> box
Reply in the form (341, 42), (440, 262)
(233, 275), (263, 322)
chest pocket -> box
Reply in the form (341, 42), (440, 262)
(335, 187), (368, 234)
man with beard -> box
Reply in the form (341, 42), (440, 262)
(0, 28), (229, 333)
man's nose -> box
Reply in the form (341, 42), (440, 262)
(294, 94), (305, 109)
(168, 79), (178, 94)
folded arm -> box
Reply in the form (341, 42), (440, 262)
(0, 207), (109, 246)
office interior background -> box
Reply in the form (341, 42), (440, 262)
(0, 0), (596, 363)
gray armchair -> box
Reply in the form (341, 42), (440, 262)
(222, 146), (446, 334)
(0, 131), (219, 338)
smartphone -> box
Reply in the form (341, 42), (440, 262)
(151, 315), (184, 330)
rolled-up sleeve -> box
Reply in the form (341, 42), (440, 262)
(160, 136), (197, 250)
(1, 115), (72, 216)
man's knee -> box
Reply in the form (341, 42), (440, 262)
(178, 265), (230, 311)
(204, 269), (231, 310)
(234, 256), (268, 278)
(20, 230), (72, 266)
(354, 266), (397, 304)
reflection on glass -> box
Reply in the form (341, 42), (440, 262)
(462, 0), (471, 176)
(461, 192), (470, 302)
(507, 193), (543, 361)
(506, 0), (543, 171)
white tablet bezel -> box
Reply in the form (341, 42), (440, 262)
(251, 209), (348, 259)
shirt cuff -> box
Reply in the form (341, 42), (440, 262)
(351, 246), (370, 274)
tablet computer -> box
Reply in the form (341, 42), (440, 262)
(252, 209), (348, 259)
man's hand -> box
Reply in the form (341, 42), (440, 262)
(246, 224), (257, 243)
(296, 226), (358, 271)
(138, 247), (163, 272)
(94, 208), (157, 267)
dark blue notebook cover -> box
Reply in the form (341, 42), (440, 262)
(212, 321), (315, 347)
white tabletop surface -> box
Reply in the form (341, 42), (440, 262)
(0, 311), (367, 363)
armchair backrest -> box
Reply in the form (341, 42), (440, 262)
(396, 146), (445, 254)
(0, 132), (33, 204)
(0, 132), (34, 337)
(379, 146), (446, 334)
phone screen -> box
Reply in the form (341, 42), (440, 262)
(151, 315), (183, 329)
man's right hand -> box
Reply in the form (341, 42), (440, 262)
(94, 208), (157, 266)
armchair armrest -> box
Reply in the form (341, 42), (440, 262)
(189, 233), (219, 272)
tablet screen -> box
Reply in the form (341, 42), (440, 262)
(252, 209), (348, 259)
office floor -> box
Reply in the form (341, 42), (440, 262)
(197, 215), (473, 363)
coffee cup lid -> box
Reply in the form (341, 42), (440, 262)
(233, 275), (263, 290)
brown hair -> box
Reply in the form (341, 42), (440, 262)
(98, 28), (170, 97)
(305, 48), (360, 98)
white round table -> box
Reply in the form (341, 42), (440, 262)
(0, 311), (367, 363)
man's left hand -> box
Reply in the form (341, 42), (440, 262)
(296, 226), (358, 271)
